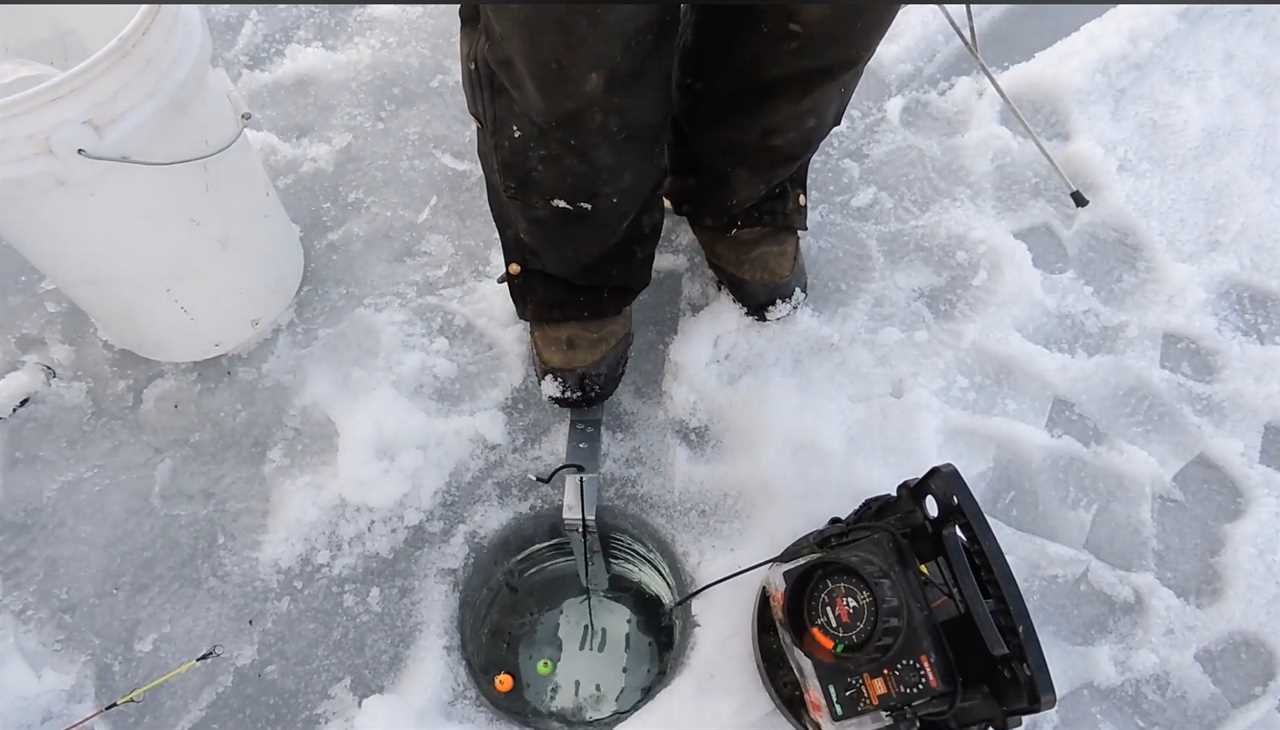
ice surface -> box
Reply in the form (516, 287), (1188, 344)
(1216, 283), (1280, 346)
(1014, 223), (1070, 276)
(1262, 422), (1280, 472)
(1195, 632), (1277, 710)
(1044, 397), (1105, 448)
(1152, 454), (1245, 608)
(0, 611), (91, 730)
(1159, 333), (1219, 384)
(3, 4), (1280, 730)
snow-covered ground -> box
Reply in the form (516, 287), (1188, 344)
(3, 4), (1280, 729)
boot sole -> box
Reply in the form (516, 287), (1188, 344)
(532, 331), (633, 409)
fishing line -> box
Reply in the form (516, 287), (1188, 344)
(580, 474), (596, 636)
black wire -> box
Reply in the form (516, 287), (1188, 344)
(670, 553), (783, 609)
(528, 463), (584, 484)
(669, 520), (907, 610)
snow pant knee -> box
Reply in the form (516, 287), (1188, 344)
(461, 4), (680, 322)
(665, 4), (901, 231)
(460, 4), (900, 322)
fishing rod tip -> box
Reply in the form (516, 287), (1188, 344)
(198, 644), (225, 661)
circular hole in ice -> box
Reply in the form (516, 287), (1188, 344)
(460, 507), (690, 729)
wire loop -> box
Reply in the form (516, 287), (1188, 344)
(76, 113), (253, 167)
(528, 463), (585, 484)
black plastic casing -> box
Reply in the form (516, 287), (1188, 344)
(755, 463), (1056, 730)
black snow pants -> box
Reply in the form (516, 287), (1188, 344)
(459, 4), (900, 322)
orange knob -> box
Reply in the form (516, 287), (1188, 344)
(493, 671), (515, 694)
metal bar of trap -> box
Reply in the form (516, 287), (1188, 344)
(563, 404), (608, 590)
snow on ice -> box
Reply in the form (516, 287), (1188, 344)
(2, 4), (1279, 730)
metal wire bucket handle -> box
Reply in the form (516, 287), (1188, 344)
(75, 111), (252, 167)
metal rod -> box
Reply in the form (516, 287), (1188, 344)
(937, 4), (1089, 208)
(965, 4), (978, 53)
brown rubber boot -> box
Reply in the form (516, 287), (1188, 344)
(531, 308), (633, 409)
(692, 226), (808, 320)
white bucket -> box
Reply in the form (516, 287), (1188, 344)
(0, 5), (303, 362)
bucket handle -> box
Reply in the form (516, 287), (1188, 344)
(75, 111), (252, 167)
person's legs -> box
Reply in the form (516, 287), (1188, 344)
(666, 3), (900, 316)
(461, 4), (680, 324)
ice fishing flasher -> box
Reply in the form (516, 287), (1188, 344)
(752, 464), (1055, 730)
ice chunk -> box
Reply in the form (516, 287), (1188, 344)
(1153, 454), (1244, 605)
(1159, 333), (1218, 384)
(1216, 283), (1280, 345)
(1013, 223), (1070, 276)
(1261, 421), (1280, 472)
(1019, 309), (1124, 358)
(1054, 675), (1232, 730)
(1169, 453), (1245, 523)
(1045, 397), (1105, 448)
(981, 453), (1130, 551)
(1068, 216), (1152, 307)
(1023, 567), (1141, 646)
(1079, 379), (1203, 469)
(1194, 632), (1276, 708)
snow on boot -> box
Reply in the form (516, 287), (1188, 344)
(531, 308), (633, 409)
(692, 226), (807, 321)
